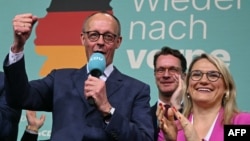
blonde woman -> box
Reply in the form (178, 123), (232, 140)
(157, 53), (250, 141)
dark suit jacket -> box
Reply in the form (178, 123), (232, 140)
(21, 130), (50, 141)
(151, 102), (159, 141)
(21, 131), (38, 141)
(4, 57), (154, 141)
(0, 72), (21, 141)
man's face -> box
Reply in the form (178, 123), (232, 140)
(80, 13), (122, 66)
(154, 55), (182, 97)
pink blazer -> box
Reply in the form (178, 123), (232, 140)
(177, 108), (250, 141)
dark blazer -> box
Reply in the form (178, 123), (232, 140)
(4, 57), (154, 141)
(21, 130), (50, 141)
(151, 102), (159, 141)
(0, 72), (21, 141)
(21, 131), (38, 141)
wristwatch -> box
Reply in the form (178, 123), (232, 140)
(104, 107), (115, 122)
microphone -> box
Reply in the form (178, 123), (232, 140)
(87, 52), (106, 105)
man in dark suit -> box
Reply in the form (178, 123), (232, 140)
(4, 11), (154, 141)
(150, 46), (187, 141)
(0, 71), (21, 141)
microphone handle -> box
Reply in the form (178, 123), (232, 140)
(88, 70), (102, 106)
(87, 97), (95, 106)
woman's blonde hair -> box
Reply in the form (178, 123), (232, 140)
(183, 53), (239, 124)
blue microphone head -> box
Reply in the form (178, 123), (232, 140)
(88, 52), (106, 77)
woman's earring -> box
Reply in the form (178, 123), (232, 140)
(224, 91), (229, 99)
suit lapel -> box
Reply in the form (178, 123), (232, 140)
(105, 68), (123, 99)
(151, 103), (158, 129)
(84, 67), (124, 117)
(72, 66), (96, 113)
(85, 67), (123, 117)
(209, 108), (224, 140)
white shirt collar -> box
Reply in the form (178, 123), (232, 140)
(86, 63), (114, 81)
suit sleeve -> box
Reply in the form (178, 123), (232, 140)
(3, 55), (53, 111)
(20, 130), (38, 141)
(0, 72), (21, 138)
(3, 55), (29, 109)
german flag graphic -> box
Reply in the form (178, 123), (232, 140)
(34, 0), (112, 76)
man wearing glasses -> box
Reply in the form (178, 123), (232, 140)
(150, 46), (187, 141)
(4, 11), (154, 141)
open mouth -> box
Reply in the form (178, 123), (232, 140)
(94, 51), (105, 54)
(197, 88), (212, 92)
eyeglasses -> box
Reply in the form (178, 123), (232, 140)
(189, 70), (222, 82)
(155, 67), (181, 75)
(83, 31), (117, 43)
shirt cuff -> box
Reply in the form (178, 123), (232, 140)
(8, 48), (24, 65)
(25, 129), (38, 135)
